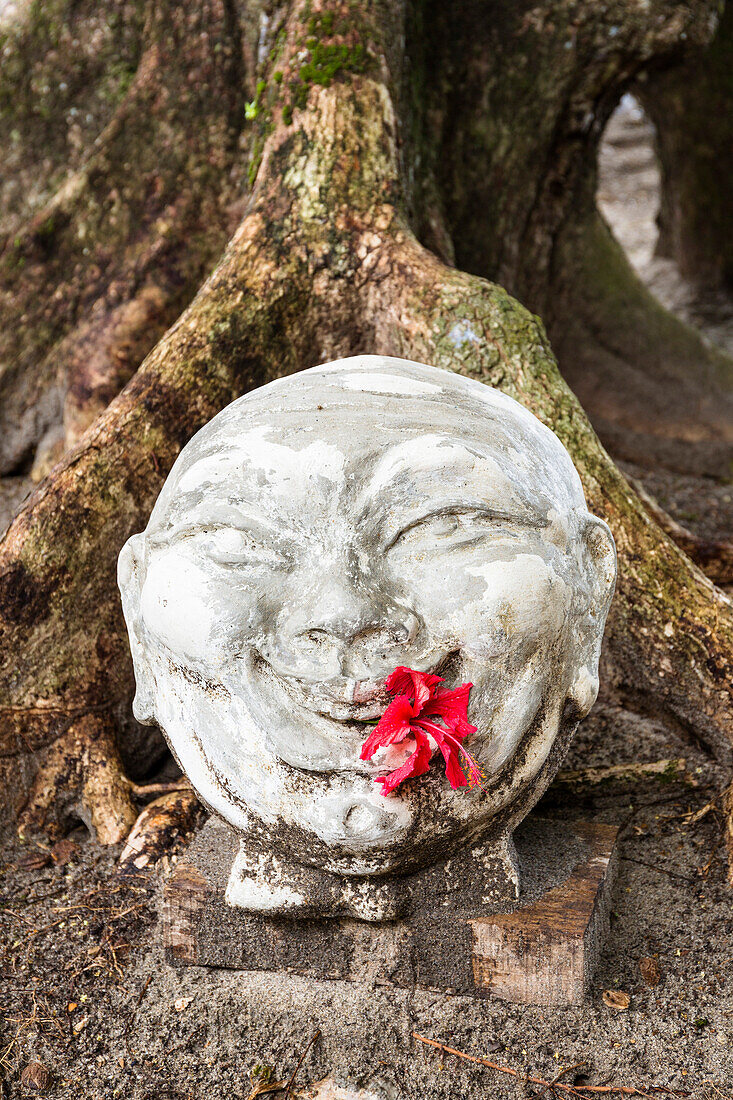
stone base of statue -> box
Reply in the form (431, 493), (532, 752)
(162, 815), (617, 1007)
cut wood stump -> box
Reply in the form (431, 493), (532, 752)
(162, 816), (618, 1006)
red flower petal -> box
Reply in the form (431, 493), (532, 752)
(385, 666), (443, 709)
(360, 694), (414, 760)
(416, 721), (467, 789)
(423, 683), (477, 738)
(439, 743), (469, 789)
(375, 727), (432, 795)
(415, 717), (484, 790)
(363, 666), (483, 793)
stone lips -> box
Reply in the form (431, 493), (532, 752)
(118, 356), (616, 910)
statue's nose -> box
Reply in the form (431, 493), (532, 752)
(286, 574), (421, 670)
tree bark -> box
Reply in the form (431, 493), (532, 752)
(550, 208), (733, 478)
(1, 0), (732, 840)
(627, 475), (733, 587)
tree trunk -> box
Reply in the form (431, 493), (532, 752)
(1, 0), (732, 841)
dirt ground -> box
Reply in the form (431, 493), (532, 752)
(2, 97), (733, 1099)
(2, 711), (732, 1099)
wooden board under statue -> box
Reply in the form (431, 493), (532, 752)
(118, 355), (618, 1006)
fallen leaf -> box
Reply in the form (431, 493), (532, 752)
(52, 838), (79, 865)
(174, 996), (193, 1012)
(603, 989), (630, 1011)
(17, 851), (51, 872)
(639, 956), (661, 987)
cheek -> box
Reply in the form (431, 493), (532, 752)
(408, 552), (571, 654)
(140, 552), (261, 665)
(141, 553), (219, 663)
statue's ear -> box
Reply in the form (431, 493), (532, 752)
(118, 533), (157, 724)
(567, 515), (617, 718)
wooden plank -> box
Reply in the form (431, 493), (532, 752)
(470, 822), (618, 1005)
(162, 864), (213, 964)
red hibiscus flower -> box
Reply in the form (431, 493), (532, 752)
(360, 666), (484, 795)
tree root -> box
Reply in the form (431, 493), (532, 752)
(1, 0), (733, 838)
(404, 1), (733, 480)
(412, 1033), (657, 1095)
(18, 713), (137, 844)
(550, 213), (733, 482)
(125, 777), (192, 799)
(363, 231), (733, 761)
(552, 758), (689, 796)
(118, 789), (202, 871)
(0, 0), (256, 475)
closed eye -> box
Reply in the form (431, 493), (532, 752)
(164, 524), (291, 568)
(386, 507), (532, 551)
(207, 526), (290, 567)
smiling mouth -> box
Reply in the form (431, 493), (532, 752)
(258, 651), (462, 724)
(264, 666), (390, 722)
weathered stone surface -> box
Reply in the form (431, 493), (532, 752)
(163, 815), (617, 1005)
(119, 357), (616, 919)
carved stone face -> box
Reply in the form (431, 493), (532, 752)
(119, 357), (616, 877)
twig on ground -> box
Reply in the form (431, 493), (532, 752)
(125, 778), (192, 798)
(619, 856), (695, 883)
(412, 1034), (691, 1097)
(680, 801), (717, 825)
(0, 909), (36, 926)
(285, 1030), (321, 1098)
(134, 974), (152, 1011)
(702, 1085), (733, 1100)
(0, 996), (45, 1072)
(535, 1063), (588, 1097)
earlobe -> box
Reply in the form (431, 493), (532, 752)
(567, 514), (617, 718)
(118, 533), (157, 724)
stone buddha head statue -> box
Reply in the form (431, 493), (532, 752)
(119, 357), (616, 919)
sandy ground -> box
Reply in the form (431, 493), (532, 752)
(2, 98), (733, 1099)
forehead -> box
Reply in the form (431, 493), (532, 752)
(147, 359), (587, 531)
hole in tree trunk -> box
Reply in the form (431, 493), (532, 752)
(597, 93), (733, 357)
